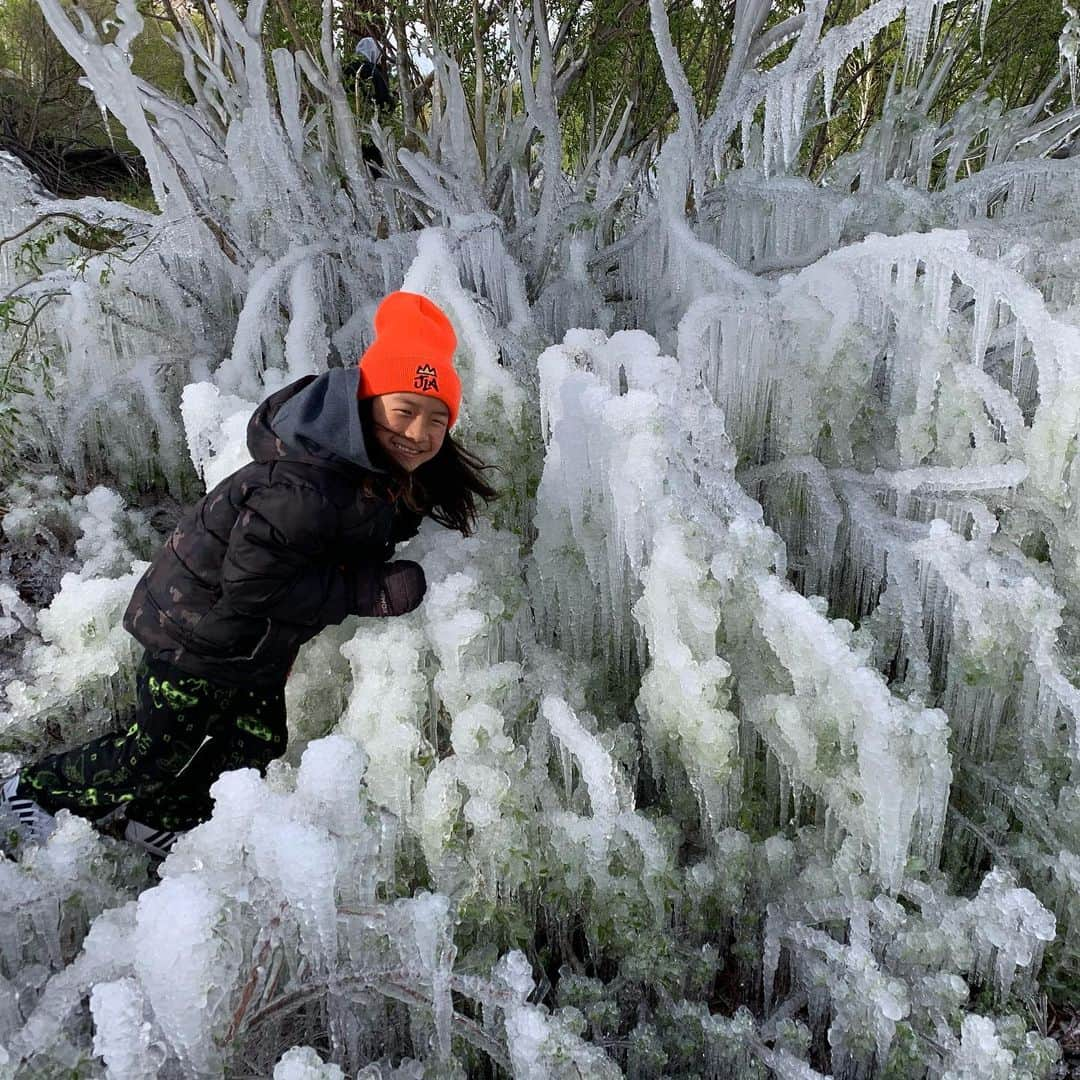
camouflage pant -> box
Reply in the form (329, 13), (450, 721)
(21, 654), (287, 832)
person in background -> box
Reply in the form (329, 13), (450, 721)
(349, 36), (395, 111)
(1, 292), (496, 860)
(344, 35), (396, 176)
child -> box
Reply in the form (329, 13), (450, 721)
(2, 292), (495, 857)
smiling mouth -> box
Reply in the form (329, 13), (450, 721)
(391, 440), (424, 456)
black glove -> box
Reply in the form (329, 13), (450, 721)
(374, 560), (426, 616)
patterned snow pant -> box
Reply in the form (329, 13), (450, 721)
(20, 653), (288, 832)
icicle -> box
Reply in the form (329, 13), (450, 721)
(822, 40), (840, 121)
(904, 0), (942, 68)
(977, 0), (993, 53)
(1061, 3), (1080, 105)
(740, 106), (755, 167)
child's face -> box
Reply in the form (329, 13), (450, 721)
(369, 392), (450, 472)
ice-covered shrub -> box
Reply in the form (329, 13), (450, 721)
(1, 0), (1078, 1075)
(0, 485), (155, 753)
(0, 814), (146, 1073)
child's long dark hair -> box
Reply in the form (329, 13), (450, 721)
(359, 399), (498, 536)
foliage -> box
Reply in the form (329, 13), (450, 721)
(804, 0), (1070, 176)
(0, 211), (149, 471)
(0, 0), (1067, 201)
(0, 0), (187, 198)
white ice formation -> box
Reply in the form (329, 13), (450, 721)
(0, 0), (1077, 1075)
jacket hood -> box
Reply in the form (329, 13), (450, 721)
(248, 369), (384, 474)
(356, 37), (381, 64)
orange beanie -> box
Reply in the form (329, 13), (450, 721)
(357, 292), (462, 427)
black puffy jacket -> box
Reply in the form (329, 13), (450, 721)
(124, 372), (421, 687)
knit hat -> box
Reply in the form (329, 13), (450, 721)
(357, 292), (462, 427)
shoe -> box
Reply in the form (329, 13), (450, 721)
(0, 774), (57, 850)
(123, 819), (181, 860)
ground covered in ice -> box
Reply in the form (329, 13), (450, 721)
(2, 0), (1080, 1076)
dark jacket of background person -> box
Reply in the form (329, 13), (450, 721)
(124, 369), (421, 687)
(346, 37), (395, 110)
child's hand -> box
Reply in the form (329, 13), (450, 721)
(375, 561), (426, 616)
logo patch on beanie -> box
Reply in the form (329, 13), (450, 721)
(413, 364), (439, 392)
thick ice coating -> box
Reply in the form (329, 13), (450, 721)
(0, 0), (1077, 1075)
